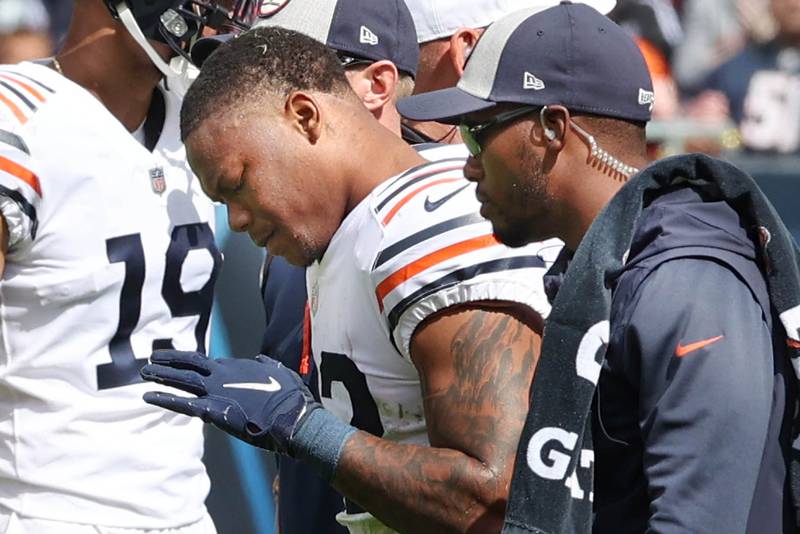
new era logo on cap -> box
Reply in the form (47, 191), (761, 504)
(638, 88), (655, 111)
(244, 0), (418, 75)
(194, 0), (418, 75)
(360, 25), (379, 45)
(523, 72), (545, 91)
(396, 3), (654, 125)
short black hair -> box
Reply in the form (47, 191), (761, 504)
(180, 26), (353, 142)
(576, 113), (647, 154)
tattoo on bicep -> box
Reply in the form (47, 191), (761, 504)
(334, 312), (539, 532)
(427, 310), (539, 463)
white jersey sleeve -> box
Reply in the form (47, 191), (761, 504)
(0, 129), (40, 250)
(369, 157), (559, 359)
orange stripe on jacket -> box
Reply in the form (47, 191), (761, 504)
(299, 301), (312, 376)
(0, 154), (41, 196)
(0, 92), (26, 124)
(375, 233), (500, 309)
(0, 74), (46, 103)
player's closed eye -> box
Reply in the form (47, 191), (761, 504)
(221, 176), (244, 196)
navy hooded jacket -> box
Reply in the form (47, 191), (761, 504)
(547, 186), (797, 533)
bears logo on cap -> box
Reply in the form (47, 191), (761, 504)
(259, 0), (291, 17)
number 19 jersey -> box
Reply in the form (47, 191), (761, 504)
(0, 63), (220, 528)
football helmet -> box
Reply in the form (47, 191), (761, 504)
(103, 1), (260, 77)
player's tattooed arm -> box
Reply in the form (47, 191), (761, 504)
(333, 304), (542, 534)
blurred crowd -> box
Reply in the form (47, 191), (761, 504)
(2, 0), (799, 155)
(0, 0), (70, 63)
(612, 0), (800, 156)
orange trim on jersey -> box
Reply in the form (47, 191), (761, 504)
(0, 154), (41, 196)
(299, 301), (312, 376)
(0, 91), (26, 124)
(0, 74), (46, 103)
(787, 338), (800, 350)
(375, 233), (500, 309)
(382, 177), (463, 225)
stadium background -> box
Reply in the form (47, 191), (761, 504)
(2, 0), (800, 532)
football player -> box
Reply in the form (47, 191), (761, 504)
(191, 1), (463, 532)
(0, 1), (250, 533)
(142, 26), (561, 534)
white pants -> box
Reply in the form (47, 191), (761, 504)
(0, 510), (216, 534)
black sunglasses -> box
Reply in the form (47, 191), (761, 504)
(459, 106), (540, 157)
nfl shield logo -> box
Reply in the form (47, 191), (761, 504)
(259, 0), (291, 17)
(149, 167), (166, 195)
(310, 280), (320, 315)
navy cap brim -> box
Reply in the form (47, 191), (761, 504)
(397, 87), (498, 125)
(191, 34), (235, 68)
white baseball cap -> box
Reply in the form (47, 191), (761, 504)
(0, 0), (49, 34)
(404, 0), (617, 43)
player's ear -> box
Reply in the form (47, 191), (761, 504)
(356, 60), (399, 114)
(533, 105), (568, 152)
(447, 28), (481, 76)
(284, 91), (323, 144)
(534, 105), (570, 174)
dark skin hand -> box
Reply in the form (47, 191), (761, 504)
(334, 304), (542, 533)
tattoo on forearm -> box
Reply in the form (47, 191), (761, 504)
(334, 309), (540, 534)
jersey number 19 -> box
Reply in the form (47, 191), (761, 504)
(97, 222), (221, 390)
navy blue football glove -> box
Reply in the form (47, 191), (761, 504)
(141, 350), (321, 454)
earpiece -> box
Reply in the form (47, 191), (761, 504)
(540, 106), (556, 140)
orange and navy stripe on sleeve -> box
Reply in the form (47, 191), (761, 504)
(373, 158), (466, 224)
(0, 151), (41, 197)
(373, 213), (485, 269)
(370, 159), (549, 350)
(0, 130), (41, 239)
(375, 233), (501, 310)
(0, 68), (56, 125)
(384, 256), (546, 337)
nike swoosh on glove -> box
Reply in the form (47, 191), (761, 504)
(140, 350), (321, 454)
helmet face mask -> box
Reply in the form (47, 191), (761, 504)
(104, 1), (259, 64)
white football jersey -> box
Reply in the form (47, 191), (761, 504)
(307, 152), (562, 446)
(0, 63), (219, 528)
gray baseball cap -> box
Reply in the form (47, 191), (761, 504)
(192, 0), (419, 76)
(397, 2), (654, 124)
(403, 0), (617, 43)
